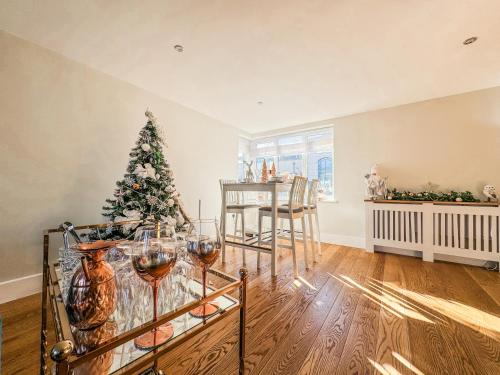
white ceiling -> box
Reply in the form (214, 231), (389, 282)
(1, 0), (500, 133)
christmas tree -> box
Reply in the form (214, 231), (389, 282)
(94, 110), (189, 239)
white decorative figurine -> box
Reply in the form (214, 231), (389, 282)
(364, 164), (388, 200)
(483, 185), (498, 202)
(243, 161), (255, 183)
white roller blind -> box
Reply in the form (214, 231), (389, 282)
(251, 138), (277, 157)
(251, 128), (332, 158)
(278, 134), (306, 154)
(306, 129), (333, 153)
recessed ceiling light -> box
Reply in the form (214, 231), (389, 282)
(257, 101), (263, 105)
(174, 44), (184, 52)
(463, 37), (477, 45)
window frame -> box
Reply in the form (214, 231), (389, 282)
(240, 127), (334, 199)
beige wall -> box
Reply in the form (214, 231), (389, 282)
(318, 86), (500, 243)
(0, 31), (238, 282)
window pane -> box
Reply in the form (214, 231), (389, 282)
(237, 160), (245, 181)
(307, 152), (333, 195)
(278, 154), (303, 176)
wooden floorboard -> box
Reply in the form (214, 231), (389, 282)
(1, 245), (499, 374)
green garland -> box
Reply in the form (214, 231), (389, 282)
(387, 189), (479, 202)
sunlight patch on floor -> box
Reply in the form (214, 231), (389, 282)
(363, 294), (404, 319)
(340, 275), (433, 323)
(388, 286), (500, 339)
(297, 276), (318, 291)
(392, 352), (425, 375)
(370, 280), (447, 324)
(368, 358), (402, 375)
(291, 277), (318, 291)
(327, 273), (353, 288)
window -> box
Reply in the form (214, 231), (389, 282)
(238, 127), (334, 198)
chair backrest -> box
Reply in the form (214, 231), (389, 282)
(308, 179), (320, 206)
(219, 179), (241, 204)
(288, 176), (308, 211)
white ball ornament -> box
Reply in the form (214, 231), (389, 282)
(176, 214), (185, 226)
(141, 143), (151, 152)
(166, 216), (177, 226)
(167, 199), (175, 207)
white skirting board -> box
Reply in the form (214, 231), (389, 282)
(321, 233), (366, 249)
(0, 273), (42, 305)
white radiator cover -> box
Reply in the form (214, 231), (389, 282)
(365, 201), (500, 269)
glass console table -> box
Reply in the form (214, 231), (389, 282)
(40, 221), (247, 375)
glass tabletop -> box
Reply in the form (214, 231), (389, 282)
(54, 247), (237, 374)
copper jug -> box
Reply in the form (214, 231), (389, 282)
(73, 321), (117, 374)
(66, 240), (117, 330)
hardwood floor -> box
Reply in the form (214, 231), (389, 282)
(1, 244), (499, 374)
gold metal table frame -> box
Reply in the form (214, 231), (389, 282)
(40, 220), (247, 375)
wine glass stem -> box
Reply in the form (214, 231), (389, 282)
(202, 267), (207, 300)
(152, 281), (159, 322)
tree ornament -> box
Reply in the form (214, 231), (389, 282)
(146, 195), (158, 205)
(114, 209), (141, 231)
(167, 199), (175, 207)
(176, 213), (185, 226)
(261, 160), (268, 183)
(141, 143), (151, 152)
(145, 109), (156, 123)
(144, 163), (157, 179)
(132, 183), (140, 190)
(134, 164), (148, 179)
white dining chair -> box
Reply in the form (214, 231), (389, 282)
(257, 176), (309, 276)
(305, 179), (322, 262)
(220, 179), (259, 266)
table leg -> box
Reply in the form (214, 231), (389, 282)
(239, 268), (248, 375)
(221, 187), (227, 263)
(271, 185), (278, 277)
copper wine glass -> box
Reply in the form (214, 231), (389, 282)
(131, 224), (177, 349)
(186, 219), (222, 318)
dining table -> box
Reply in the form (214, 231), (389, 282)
(221, 181), (292, 277)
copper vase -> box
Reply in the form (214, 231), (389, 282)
(66, 240), (117, 330)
